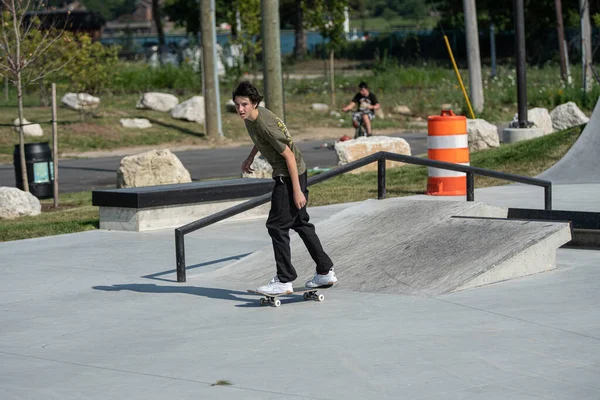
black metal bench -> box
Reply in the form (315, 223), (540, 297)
(92, 178), (274, 231)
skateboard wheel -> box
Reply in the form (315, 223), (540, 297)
(274, 299), (281, 307)
(260, 298), (268, 306)
(303, 292), (310, 300)
(317, 294), (325, 302)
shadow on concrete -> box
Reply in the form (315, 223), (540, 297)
(93, 283), (249, 302)
(92, 283), (315, 308)
(142, 253), (252, 282)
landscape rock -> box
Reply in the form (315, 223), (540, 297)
(241, 154), (273, 179)
(61, 93), (100, 111)
(513, 107), (553, 134)
(467, 119), (500, 151)
(136, 93), (179, 112)
(0, 187), (41, 219)
(170, 96), (205, 123)
(117, 149), (192, 188)
(311, 103), (329, 112)
(550, 102), (589, 131)
(392, 105), (411, 115)
(120, 118), (152, 129)
(13, 118), (43, 137)
(334, 136), (411, 174)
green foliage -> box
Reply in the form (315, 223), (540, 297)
(303, 0), (347, 52)
(111, 62), (201, 92)
(61, 34), (120, 94)
(164, 0), (231, 36)
(79, 0), (137, 21)
(225, 0), (261, 73)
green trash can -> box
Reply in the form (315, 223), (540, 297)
(13, 142), (54, 199)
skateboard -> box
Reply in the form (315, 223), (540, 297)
(247, 284), (334, 307)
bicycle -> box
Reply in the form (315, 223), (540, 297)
(343, 110), (370, 139)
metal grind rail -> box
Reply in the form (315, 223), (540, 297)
(174, 151), (552, 282)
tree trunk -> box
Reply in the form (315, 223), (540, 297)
(294, 5), (306, 60)
(200, 0), (222, 137)
(17, 70), (28, 192)
(329, 48), (335, 107)
(463, 0), (484, 113)
(580, 0), (593, 92)
(262, 0), (285, 119)
(554, 0), (567, 81)
(152, 0), (166, 62)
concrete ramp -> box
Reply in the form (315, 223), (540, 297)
(209, 199), (572, 295)
(537, 98), (600, 184)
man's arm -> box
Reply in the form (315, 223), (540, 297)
(369, 94), (381, 111)
(281, 146), (306, 209)
(242, 146), (259, 174)
(342, 101), (357, 113)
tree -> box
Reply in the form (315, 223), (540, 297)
(224, 0), (261, 73)
(303, 0), (346, 107)
(151, 0), (166, 61)
(0, 0), (72, 193)
(280, 0), (306, 60)
(79, 0), (137, 21)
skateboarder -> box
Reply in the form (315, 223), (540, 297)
(232, 81), (337, 294)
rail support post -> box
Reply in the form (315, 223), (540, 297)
(378, 157), (386, 199)
(175, 229), (186, 282)
(466, 172), (474, 201)
(545, 184), (552, 210)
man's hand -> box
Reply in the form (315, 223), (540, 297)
(293, 190), (307, 209)
(241, 156), (254, 174)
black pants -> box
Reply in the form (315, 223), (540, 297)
(266, 172), (333, 283)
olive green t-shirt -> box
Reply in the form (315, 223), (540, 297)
(245, 107), (306, 177)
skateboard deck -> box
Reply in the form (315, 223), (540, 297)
(247, 284), (334, 307)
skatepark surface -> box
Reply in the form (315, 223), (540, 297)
(2, 103), (600, 399)
(2, 181), (600, 399)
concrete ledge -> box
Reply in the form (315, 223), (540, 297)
(99, 199), (270, 232)
(502, 127), (544, 143)
(93, 178), (275, 232)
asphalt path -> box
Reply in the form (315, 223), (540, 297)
(0, 132), (427, 193)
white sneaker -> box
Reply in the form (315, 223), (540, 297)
(256, 275), (293, 295)
(305, 268), (337, 288)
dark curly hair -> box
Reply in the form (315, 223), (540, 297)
(232, 81), (264, 105)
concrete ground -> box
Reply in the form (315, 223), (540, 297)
(1, 181), (599, 399)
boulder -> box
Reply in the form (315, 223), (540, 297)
(170, 96), (205, 124)
(61, 93), (100, 111)
(467, 119), (500, 151)
(375, 108), (385, 120)
(13, 118), (43, 137)
(241, 154), (273, 179)
(334, 136), (411, 174)
(392, 105), (412, 115)
(120, 118), (152, 129)
(117, 149), (192, 188)
(311, 103), (329, 112)
(136, 93), (179, 112)
(550, 102), (590, 131)
(513, 107), (553, 134)
(0, 187), (41, 219)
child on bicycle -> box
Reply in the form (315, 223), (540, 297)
(232, 81), (337, 295)
(342, 81), (380, 136)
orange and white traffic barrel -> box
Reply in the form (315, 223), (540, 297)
(426, 109), (469, 196)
